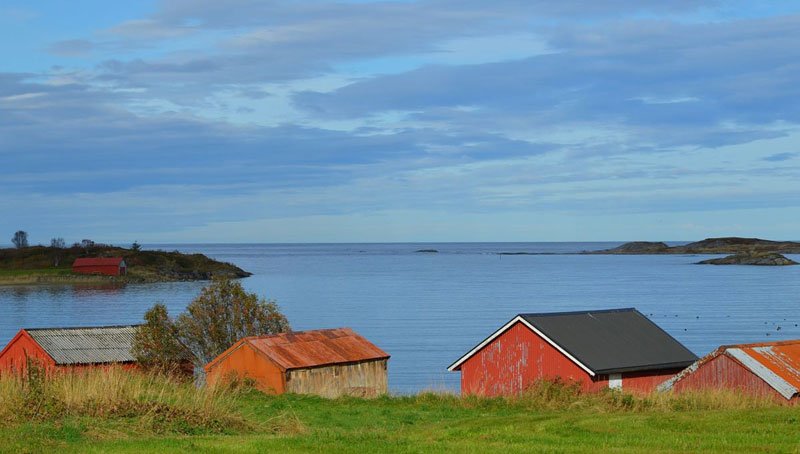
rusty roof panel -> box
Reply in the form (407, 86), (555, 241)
(245, 328), (389, 371)
(26, 325), (138, 365)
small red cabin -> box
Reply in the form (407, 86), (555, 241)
(659, 339), (800, 403)
(72, 257), (127, 276)
(0, 326), (139, 374)
(448, 308), (698, 396)
(205, 328), (390, 398)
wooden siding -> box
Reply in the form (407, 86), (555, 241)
(0, 330), (56, 373)
(286, 359), (388, 398)
(672, 354), (792, 402)
(460, 321), (682, 396)
(206, 342), (286, 394)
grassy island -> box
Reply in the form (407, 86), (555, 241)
(0, 244), (250, 286)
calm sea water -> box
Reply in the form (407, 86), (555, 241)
(2, 242), (799, 393)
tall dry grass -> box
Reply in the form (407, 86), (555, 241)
(412, 378), (783, 413)
(0, 364), (249, 434)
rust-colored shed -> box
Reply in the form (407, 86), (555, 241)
(658, 339), (800, 403)
(0, 325), (139, 374)
(205, 328), (390, 398)
(448, 308), (697, 396)
(72, 257), (127, 276)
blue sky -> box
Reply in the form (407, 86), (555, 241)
(2, 1), (800, 244)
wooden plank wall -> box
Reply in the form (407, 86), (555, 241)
(286, 359), (388, 398)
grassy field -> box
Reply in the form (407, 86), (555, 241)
(0, 370), (798, 453)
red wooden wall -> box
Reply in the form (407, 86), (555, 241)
(0, 330), (56, 373)
(72, 264), (123, 276)
(671, 354), (788, 402)
(459, 321), (682, 396)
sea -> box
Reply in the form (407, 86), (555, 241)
(1, 242), (799, 394)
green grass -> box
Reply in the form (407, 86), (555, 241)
(0, 268), (72, 277)
(1, 373), (798, 453)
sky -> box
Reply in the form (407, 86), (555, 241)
(2, 0), (800, 244)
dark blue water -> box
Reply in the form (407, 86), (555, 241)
(2, 242), (799, 393)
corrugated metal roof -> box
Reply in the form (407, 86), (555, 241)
(230, 328), (389, 371)
(659, 339), (800, 399)
(73, 257), (125, 267)
(26, 325), (138, 365)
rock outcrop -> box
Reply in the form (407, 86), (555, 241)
(696, 252), (798, 266)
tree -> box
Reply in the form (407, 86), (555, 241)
(132, 278), (290, 377)
(131, 304), (191, 374)
(80, 239), (95, 254)
(50, 238), (66, 267)
(11, 231), (28, 248)
(131, 241), (141, 252)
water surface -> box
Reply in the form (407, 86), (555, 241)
(2, 242), (799, 393)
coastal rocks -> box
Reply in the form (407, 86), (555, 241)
(696, 252), (798, 266)
(415, 249), (438, 253)
(590, 237), (800, 255)
(592, 241), (670, 254)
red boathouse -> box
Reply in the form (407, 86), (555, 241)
(72, 257), (127, 276)
(0, 326), (139, 374)
(658, 339), (800, 403)
(448, 308), (697, 396)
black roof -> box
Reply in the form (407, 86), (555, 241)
(519, 308), (698, 374)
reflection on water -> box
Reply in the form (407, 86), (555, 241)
(1, 242), (799, 393)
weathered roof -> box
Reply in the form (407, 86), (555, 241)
(73, 257), (125, 267)
(206, 328), (390, 372)
(25, 325), (138, 365)
(659, 339), (800, 400)
(448, 308), (697, 374)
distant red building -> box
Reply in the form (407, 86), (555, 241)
(448, 308), (697, 396)
(72, 257), (127, 276)
(0, 326), (139, 374)
(659, 339), (800, 403)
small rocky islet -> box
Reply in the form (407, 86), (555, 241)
(696, 252), (798, 266)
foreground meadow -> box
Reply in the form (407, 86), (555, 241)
(0, 369), (798, 453)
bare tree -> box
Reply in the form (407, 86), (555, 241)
(11, 231), (28, 249)
(80, 239), (95, 254)
(50, 238), (66, 249)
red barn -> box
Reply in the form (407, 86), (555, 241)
(658, 339), (800, 403)
(0, 325), (139, 374)
(448, 308), (697, 396)
(72, 257), (127, 276)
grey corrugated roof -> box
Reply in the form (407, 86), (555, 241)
(520, 308), (697, 374)
(26, 325), (138, 365)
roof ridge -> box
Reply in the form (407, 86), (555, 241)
(25, 325), (140, 331)
(518, 307), (636, 317)
(721, 339), (800, 349)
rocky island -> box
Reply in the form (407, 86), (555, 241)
(696, 252), (798, 266)
(589, 237), (800, 255)
(0, 243), (251, 285)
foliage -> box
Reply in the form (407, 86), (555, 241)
(11, 231), (28, 249)
(133, 278), (290, 374)
(131, 304), (192, 374)
(131, 241), (142, 251)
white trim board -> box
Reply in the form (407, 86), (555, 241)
(447, 316), (596, 376)
(726, 348), (798, 400)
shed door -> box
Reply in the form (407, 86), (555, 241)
(608, 373), (622, 390)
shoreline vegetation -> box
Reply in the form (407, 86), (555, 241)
(0, 244), (251, 286)
(0, 369), (797, 452)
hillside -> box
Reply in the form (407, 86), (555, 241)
(0, 244), (251, 285)
(590, 237), (800, 255)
